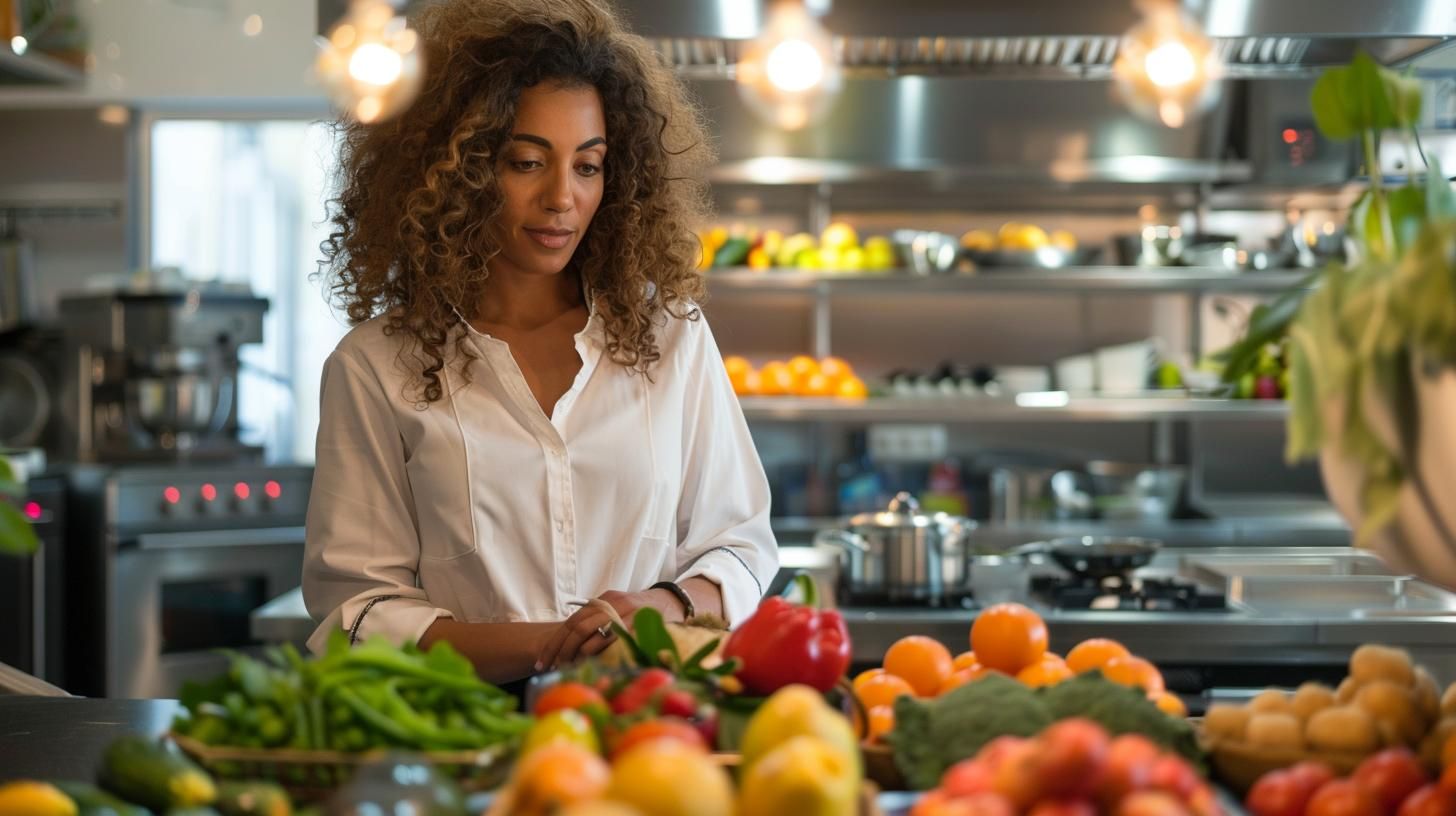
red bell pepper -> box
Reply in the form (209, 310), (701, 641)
(722, 574), (851, 695)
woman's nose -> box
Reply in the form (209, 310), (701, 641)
(543, 166), (574, 213)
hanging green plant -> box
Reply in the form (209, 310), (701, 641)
(0, 456), (40, 557)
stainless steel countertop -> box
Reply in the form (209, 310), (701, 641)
(253, 545), (1456, 680)
(0, 697), (181, 782)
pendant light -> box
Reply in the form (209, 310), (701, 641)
(735, 0), (841, 131)
(316, 0), (424, 125)
(1113, 0), (1223, 128)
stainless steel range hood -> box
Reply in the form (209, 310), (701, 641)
(619, 0), (1454, 79)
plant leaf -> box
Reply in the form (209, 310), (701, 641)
(0, 500), (40, 557)
(1388, 69), (1423, 129)
(1387, 185), (1426, 254)
(683, 637), (722, 671)
(0, 457), (14, 482)
(1346, 52), (1400, 134)
(631, 607), (676, 667)
(1311, 67), (1356, 139)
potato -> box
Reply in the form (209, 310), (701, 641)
(1291, 682), (1339, 722)
(1414, 667), (1441, 724)
(1442, 682), (1456, 718)
(1307, 705), (1382, 754)
(1350, 644), (1415, 687)
(1204, 704), (1252, 742)
(1419, 716), (1456, 769)
(1338, 677), (1363, 703)
(1249, 689), (1294, 716)
(1356, 680), (1425, 746)
(1247, 713), (1305, 750)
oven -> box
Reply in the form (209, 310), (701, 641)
(64, 463), (312, 699)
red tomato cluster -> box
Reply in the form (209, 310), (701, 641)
(913, 719), (1221, 816)
(1247, 749), (1456, 816)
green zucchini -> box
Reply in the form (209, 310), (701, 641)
(713, 237), (752, 267)
(98, 736), (217, 811)
(214, 782), (290, 816)
(51, 781), (153, 816)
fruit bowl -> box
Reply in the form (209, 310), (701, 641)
(1203, 737), (1372, 794)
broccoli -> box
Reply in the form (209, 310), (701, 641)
(887, 673), (1054, 790)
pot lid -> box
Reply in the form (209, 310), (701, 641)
(847, 491), (940, 529)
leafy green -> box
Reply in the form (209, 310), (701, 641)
(887, 673), (1053, 790)
(0, 455), (39, 557)
(1039, 673), (1203, 768)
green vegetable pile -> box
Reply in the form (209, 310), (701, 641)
(887, 672), (1202, 790)
(173, 631), (529, 756)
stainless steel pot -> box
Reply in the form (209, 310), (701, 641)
(0, 233), (37, 334)
(813, 492), (974, 602)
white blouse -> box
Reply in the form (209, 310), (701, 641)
(301, 306), (780, 654)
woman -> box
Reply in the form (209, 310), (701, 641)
(304, 0), (778, 683)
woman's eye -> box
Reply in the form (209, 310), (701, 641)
(510, 160), (542, 171)
(577, 163), (602, 177)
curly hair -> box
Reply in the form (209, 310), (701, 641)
(320, 0), (713, 403)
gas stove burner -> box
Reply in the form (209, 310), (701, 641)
(1030, 574), (1228, 612)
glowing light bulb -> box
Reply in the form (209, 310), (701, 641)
(1145, 41), (1196, 88)
(349, 43), (403, 86)
(316, 0), (424, 125)
(735, 2), (841, 131)
(10, 36), (27, 55)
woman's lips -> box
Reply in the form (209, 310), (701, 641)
(525, 228), (573, 250)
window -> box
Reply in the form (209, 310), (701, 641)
(149, 119), (347, 462)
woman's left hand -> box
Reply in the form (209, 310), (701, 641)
(535, 588), (686, 672)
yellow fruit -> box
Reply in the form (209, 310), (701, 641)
(737, 736), (861, 816)
(841, 247), (866, 272)
(960, 229), (996, 252)
(706, 226), (729, 252)
(835, 376), (868, 399)
(737, 369), (762, 396)
(607, 740), (734, 816)
(801, 372), (834, 398)
(748, 247), (772, 270)
(777, 233), (817, 267)
(820, 222), (858, 251)
(741, 686), (860, 778)
(522, 709), (601, 756)
(788, 355), (820, 387)
(817, 247), (843, 270)
(758, 362), (794, 396)
(0, 781), (76, 816)
(818, 356), (853, 386)
(761, 229), (785, 259)
(999, 223), (1050, 251)
(724, 355), (752, 378)
(1051, 230), (1078, 251)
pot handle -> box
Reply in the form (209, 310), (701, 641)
(1005, 541), (1052, 561)
(813, 528), (869, 553)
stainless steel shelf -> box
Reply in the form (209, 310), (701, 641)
(707, 267), (1312, 294)
(739, 395), (1290, 422)
(0, 50), (84, 86)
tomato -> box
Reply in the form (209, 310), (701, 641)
(1308, 780), (1385, 816)
(608, 717), (708, 760)
(1149, 755), (1200, 800)
(943, 758), (996, 797)
(914, 792), (1016, 816)
(979, 736), (1031, 772)
(1036, 719), (1112, 799)
(1099, 734), (1161, 806)
(1440, 767), (1456, 798)
(1188, 784), (1225, 816)
(1353, 749), (1430, 816)
(610, 668), (675, 715)
(533, 681), (608, 717)
(658, 688), (698, 719)
(993, 738), (1048, 809)
(1397, 786), (1456, 816)
(1248, 771), (1314, 816)
(1289, 763), (1339, 798)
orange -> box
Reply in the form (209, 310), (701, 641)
(734, 369), (761, 396)
(1040, 652), (1067, 669)
(787, 354), (820, 387)
(867, 705), (895, 742)
(1153, 691), (1188, 718)
(855, 672), (916, 710)
(1101, 655), (1166, 696)
(884, 635), (954, 697)
(853, 668), (887, 693)
(758, 361), (794, 396)
(1066, 638), (1132, 674)
(952, 652), (979, 672)
(510, 741), (611, 815)
(819, 356), (854, 385)
(970, 603), (1048, 675)
(938, 665), (1005, 695)
(1017, 660), (1074, 688)
(836, 375), (869, 399)
(800, 372), (834, 397)
(723, 355), (752, 379)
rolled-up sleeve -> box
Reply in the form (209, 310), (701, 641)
(302, 349), (452, 653)
(673, 318), (780, 626)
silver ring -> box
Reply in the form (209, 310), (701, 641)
(596, 623), (613, 638)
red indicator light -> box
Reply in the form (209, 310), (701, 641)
(201, 483), (218, 502)
(264, 480), (282, 500)
(1282, 128), (1299, 144)
(234, 482), (251, 500)
(23, 501), (41, 521)
(164, 486), (181, 504)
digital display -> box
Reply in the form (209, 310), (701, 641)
(1280, 122), (1318, 167)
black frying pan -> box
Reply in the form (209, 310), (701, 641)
(1015, 536), (1162, 580)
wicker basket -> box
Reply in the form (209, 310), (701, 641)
(168, 732), (512, 801)
(1205, 737), (1371, 795)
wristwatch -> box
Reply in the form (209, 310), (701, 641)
(651, 580), (695, 620)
